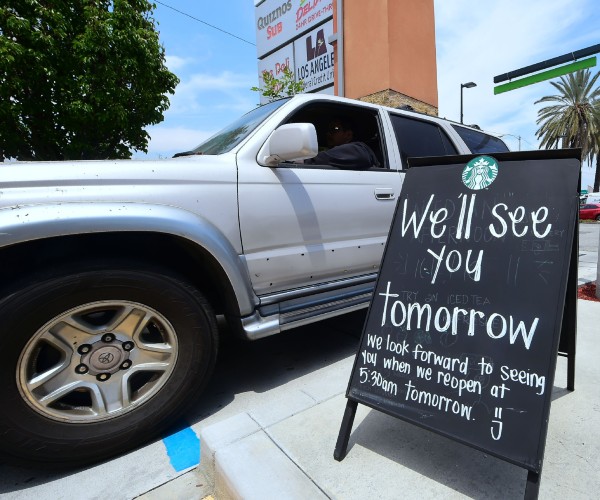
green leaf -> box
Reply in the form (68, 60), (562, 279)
(251, 66), (305, 102)
(0, 0), (179, 160)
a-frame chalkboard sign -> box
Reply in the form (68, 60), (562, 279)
(335, 150), (580, 499)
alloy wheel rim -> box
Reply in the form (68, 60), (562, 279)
(17, 300), (179, 423)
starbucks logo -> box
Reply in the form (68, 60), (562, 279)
(462, 156), (499, 190)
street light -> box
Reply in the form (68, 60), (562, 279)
(498, 133), (522, 151)
(460, 82), (477, 124)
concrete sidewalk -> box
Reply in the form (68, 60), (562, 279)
(192, 299), (599, 500)
(142, 227), (600, 500)
(578, 222), (598, 283)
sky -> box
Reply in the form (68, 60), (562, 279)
(143, 0), (600, 188)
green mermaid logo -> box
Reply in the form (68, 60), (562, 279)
(462, 156), (499, 190)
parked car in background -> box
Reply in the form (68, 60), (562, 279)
(0, 94), (509, 468)
(579, 203), (600, 220)
(584, 192), (600, 204)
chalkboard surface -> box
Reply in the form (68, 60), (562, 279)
(346, 151), (579, 472)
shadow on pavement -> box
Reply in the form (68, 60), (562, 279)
(349, 409), (527, 499)
(185, 310), (365, 422)
(342, 380), (576, 499)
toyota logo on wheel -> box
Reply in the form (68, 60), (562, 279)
(98, 352), (115, 364)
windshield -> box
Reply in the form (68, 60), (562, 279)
(175, 98), (291, 157)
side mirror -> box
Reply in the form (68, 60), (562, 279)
(257, 123), (318, 166)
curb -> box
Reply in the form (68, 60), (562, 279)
(200, 413), (327, 500)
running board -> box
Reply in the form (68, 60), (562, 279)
(241, 281), (374, 340)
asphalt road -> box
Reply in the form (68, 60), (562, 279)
(578, 221), (599, 252)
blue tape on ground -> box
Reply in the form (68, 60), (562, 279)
(162, 427), (201, 472)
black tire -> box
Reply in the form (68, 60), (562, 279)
(0, 263), (218, 468)
(595, 214), (600, 221)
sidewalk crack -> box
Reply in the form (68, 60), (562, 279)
(263, 426), (332, 499)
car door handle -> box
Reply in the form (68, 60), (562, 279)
(375, 188), (395, 200)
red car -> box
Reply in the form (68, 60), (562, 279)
(579, 203), (600, 220)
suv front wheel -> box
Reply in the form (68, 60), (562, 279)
(0, 263), (218, 468)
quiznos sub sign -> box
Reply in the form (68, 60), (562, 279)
(255, 0), (333, 58)
(336, 150), (580, 498)
(257, 19), (335, 103)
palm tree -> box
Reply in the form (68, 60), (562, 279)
(535, 69), (600, 190)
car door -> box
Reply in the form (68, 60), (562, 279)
(237, 109), (402, 296)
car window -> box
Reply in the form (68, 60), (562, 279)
(452, 125), (510, 154)
(389, 114), (458, 169)
(286, 103), (389, 170)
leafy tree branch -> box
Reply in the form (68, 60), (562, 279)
(251, 66), (304, 102)
(0, 0), (179, 161)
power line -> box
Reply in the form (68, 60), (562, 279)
(154, 1), (255, 47)
(493, 132), (537, 151)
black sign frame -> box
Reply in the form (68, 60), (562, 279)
(334, 150), (580, 500)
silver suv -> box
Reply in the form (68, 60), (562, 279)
(0, 94), (508, 467)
